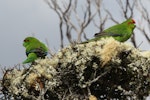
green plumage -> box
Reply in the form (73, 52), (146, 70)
(23, 37), (48, 64)
(82, 19), (136, 43)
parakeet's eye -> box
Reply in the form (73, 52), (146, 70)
(24, 39), (29, 42)
(131, 19), (135, 23)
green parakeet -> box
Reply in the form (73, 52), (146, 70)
(23, 37), (48, 64)
(82, 19), (136, 43)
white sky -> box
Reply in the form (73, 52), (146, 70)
(0, 0), (150, 67)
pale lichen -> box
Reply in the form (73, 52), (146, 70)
(1, 38), (150, 100)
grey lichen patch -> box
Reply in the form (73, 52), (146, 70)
(2, 68), (26, 95)
(1, 38), (150, 100)
(2, 61), (58, 99)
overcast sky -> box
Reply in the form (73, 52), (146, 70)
(0, 0), (61, 67)
(0, 0), (150, 67)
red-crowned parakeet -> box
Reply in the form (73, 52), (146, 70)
(23, 37), (48, 64)
(82, 19), (136, 43)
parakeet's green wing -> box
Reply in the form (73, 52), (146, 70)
(101, 25), (130, 41)
(82, 25), (128, 43)
(95, 23), (127, 37)
(25, 42), (48, 53)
